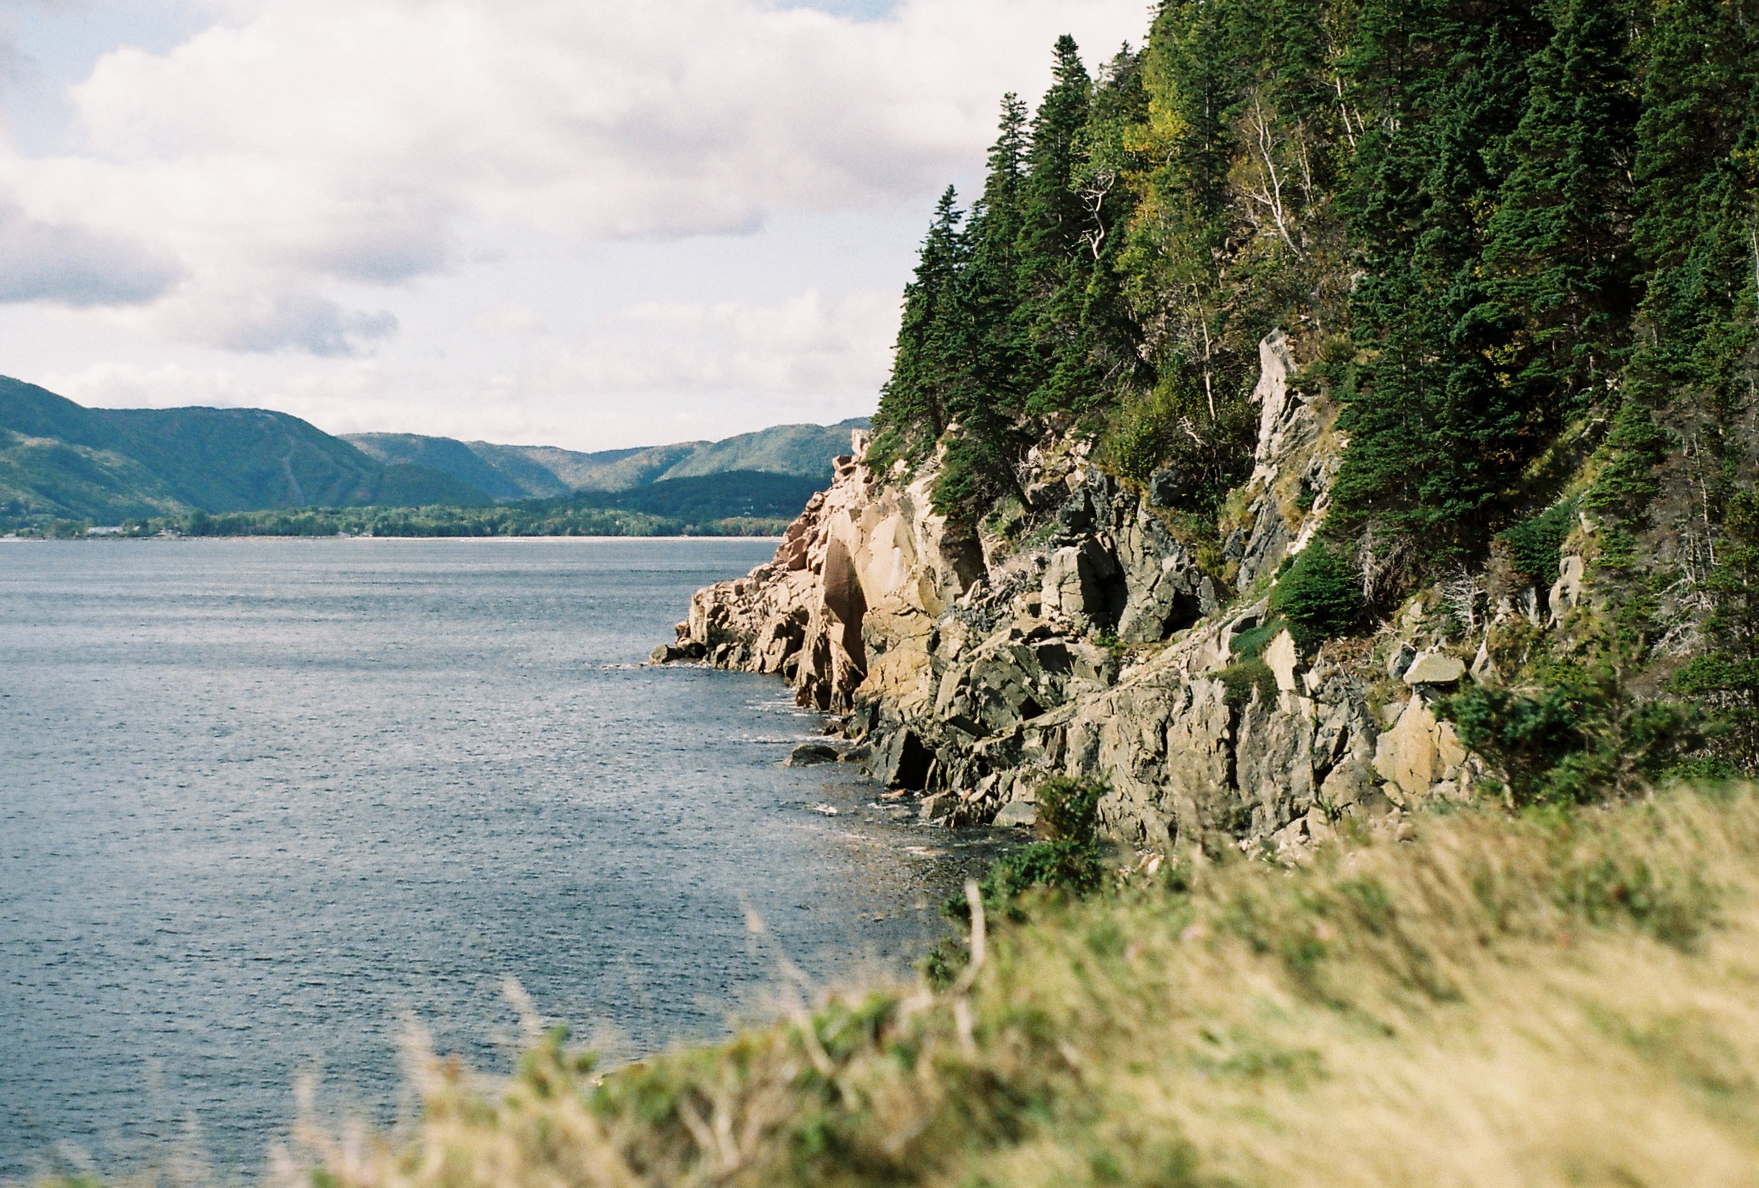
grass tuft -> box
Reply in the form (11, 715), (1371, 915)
(243, 783), (1759, 1188)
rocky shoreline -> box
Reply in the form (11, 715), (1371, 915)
(657, 334), (1504, 857)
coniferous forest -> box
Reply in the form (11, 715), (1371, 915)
(874, 0), (1759, 775)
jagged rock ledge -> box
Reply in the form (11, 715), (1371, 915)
(657, 334), (1485, 857)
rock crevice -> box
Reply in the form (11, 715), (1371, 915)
(663, 334), (1481, 855)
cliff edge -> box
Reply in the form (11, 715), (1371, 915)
(659, 334), (1494, 858)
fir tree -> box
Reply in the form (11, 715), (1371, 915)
(1481, 0), (1639, 418)
(1675, 487), (1759, 772)
(1330, 1), (1549, 576)
(871, 187), (966, 462)
(1016, 36), (1094, 416)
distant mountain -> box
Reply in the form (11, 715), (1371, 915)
(0, 374), (869, 531)
(342, 417), (869, 500)
(0, 377), (487, 526)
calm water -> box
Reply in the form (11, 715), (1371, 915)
(0, 538), (999, 1180)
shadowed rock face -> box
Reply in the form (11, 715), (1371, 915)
(665, 335), (1487, 857)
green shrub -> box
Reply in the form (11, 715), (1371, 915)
(1444, 685), (1590, 805)
(1270, 544), (1365, 650)
(1442, 676), (1703, 806)
(1217, 658), (1278, 709)
(1498, 500), (1576, 585)
(1098, 379), (1257, 516)
(939, 778), (1110, 950)
(1035, 775), (1103, 843)
(1228, 615), (1287, 659)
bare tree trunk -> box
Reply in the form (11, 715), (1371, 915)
(1245, 97), (1305, 259)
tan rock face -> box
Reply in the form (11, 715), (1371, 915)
(666, 334), (1405, 852)
(673, 430), (976, 713)
(1403, 651), (1465, 686)
(1372, 697), (1469, 804)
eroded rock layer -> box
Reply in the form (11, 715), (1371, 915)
(662, 335), (1483, 856)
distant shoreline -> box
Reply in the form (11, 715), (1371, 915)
(1, 533), (784, 543)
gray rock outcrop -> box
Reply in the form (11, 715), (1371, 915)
(664, 333), (1481, 856)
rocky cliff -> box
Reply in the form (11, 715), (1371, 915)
(661, 334), (1486, 856)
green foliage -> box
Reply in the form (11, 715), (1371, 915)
(163, 476), (812, 539)
(1444, 685), (1591, 806)
(864, 2), (1752, 567)
(1443, 671), (1701, 807)
(1583, 398), (1670, 517)
(1217, 657), (1278, 710)
(872, 187), (967, 465)
(1498, 500), (1576, 586)
(1228, 615), (1286, 660)
(1674, 487), (1759, 772)
(1270, 544), (1364, 649)
(928, 778), (1112, 988)
(1098, 373), (1257, 514)
(943, 778), (1109, 932)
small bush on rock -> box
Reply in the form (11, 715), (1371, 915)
(931, 779), (1111, 986)
(1271, 544), (1365, 650)
(1498, 501), (1576, 586)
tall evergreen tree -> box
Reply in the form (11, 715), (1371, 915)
(1481, 0), (1639, 423)
(1037, 46), (1152, 418)
(1016, 36), (1094, 415)
(1330, 0), (1550, 577)
(932, 98), (1035, 517)
(949, 95), (1030, 430)
(1589, 0), (1759, 520)
(871, 187), (966, 462)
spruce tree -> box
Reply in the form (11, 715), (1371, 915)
(931, 98), (1034, 517)
(1016, 36), (1094, 416)
(1589, 0), (1758, 519)
(1330, 1), (1549, 575)
(1481, 0), (1639, 422)
(871, 187), (966, 462)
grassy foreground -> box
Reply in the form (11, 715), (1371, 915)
(271, 785), (1759, 1188)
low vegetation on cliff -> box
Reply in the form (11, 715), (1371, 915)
(272, 782), (1759, 1188)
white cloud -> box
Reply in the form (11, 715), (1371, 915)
(0, 199), (182, 305)
(0, 0), (1147, 352)
(471, 301), (546, 338)
(43, 359), (251, 409)
(204, 290), (398, 356)
(549, 287), (900, 396)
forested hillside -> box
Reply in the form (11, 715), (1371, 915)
(0, 375), (867, 533)
(0, 377), (488, 524)
(345, 418), (867, 499)
(874, 0), (1759, 777)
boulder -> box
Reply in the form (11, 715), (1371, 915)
(1041, 538), (1121, 623)
(874, 728), (934, 790)
(1373, 697), (1468, 803)
(1147, 466), (1183, 508)
(1402, 651), (1465, 686)
(1549, 554), (1587, 624)
(785, 741), (841, 766)
(1318, 756), (1379, 811)
(1263, 629), (1300, 693)
(993, 799), (1038, 828)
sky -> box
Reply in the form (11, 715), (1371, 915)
(0, 0), (1152, 451)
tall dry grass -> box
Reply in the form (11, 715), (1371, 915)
(277, 785), (1759, 1188)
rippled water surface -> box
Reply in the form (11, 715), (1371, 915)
(0, 538), (1000, 1179)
